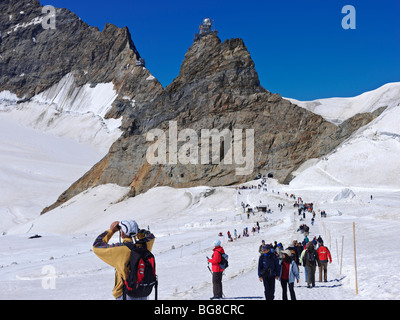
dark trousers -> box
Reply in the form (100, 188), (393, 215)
(212, 272), (223, 297)
(281, 279), (296, 300)
(319, 262), (328, 282)
(306, 265), (316, 287)
(262, 276), (276, 300)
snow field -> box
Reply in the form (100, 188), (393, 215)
(2, 181), (398, 300)
(0, 114), (104, 233)
(0, 82), (399, 300)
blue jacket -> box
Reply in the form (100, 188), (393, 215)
(258, 252), (280, 278)
(279, 260), (300, 283)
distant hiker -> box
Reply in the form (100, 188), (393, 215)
(317, 242), (332, 282)
(279, 250), (300, 300)
(258, 244), (280, 300)
(92, 220), (156, 300)
(207, 240), (226, 299)
(300, 246), (308, 282)
(295, 242), (303, 267)
(286, 242), (298, 264)
(312, 237), (317, 246)
(303, 243), (320, 288)
(259, 240), (266, 255)
(276, 243), (284, 261)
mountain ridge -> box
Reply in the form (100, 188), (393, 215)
(0, 1), (387, 214)
(0, 0), (162, 102)
(40, 32), (385, 214)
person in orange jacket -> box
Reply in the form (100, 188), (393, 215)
(207, 239), (225, 299)
(317, 242), (332, 282)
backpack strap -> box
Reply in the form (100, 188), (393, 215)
(122, 241), (136, 300)
(124, 241), (136, 251)
(122, 281), (127, 300)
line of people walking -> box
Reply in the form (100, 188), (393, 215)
(257, 237), (332, 300)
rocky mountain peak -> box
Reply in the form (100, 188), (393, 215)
(167, 32), (260, 93)
(1, 4), (381, 214)
(0, 0), (161, 100)
(41, 22), (384, 214)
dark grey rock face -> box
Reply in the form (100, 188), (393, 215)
(0, 0), (162, 101)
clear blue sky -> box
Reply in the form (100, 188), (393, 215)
(46, 0), (399, 100)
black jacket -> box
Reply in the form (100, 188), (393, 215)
(304, 248), (320, 267)
(258, 252), (280, 278)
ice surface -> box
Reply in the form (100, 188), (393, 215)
(0, 83), (399, 300)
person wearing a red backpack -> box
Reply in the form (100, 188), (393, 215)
(317, 242), (332, 282)
(207, 239), (225, 299)
(93, 220), (155, 300)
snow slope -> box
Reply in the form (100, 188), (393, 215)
(0, 73), (122, 154)
(0, 74), (123, 234)
(1, 182), (399, 300)
(0, 113), (103, 234)
(0, 83), (399, 301)
(289, 83), (400, 190)
(286, 82), (400, 124)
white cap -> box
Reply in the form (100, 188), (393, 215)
(119, 220), (139, 237)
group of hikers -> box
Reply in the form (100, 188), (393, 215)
(92, 182), (333, 300)
(224, 222), (261, 241)
(205, 231), (333, 301)
(91, 219), (332, 301)
(291, 193), (328, 220)
(210, 187), (333, 300)
(256, 236), (332, 300)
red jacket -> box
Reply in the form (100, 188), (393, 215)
(317, 245), (332, 263)
(208, 246), (225, 272)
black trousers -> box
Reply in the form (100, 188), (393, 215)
(262, 276), (276, 300)
(281, 279), (296, 300)
(306, 265), (317, 287)
(212, 272), (223, 297)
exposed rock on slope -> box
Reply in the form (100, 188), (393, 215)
(0, 0), (162, 103)
(41, 33), (383, 213)
(1, 1), (383, 214)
